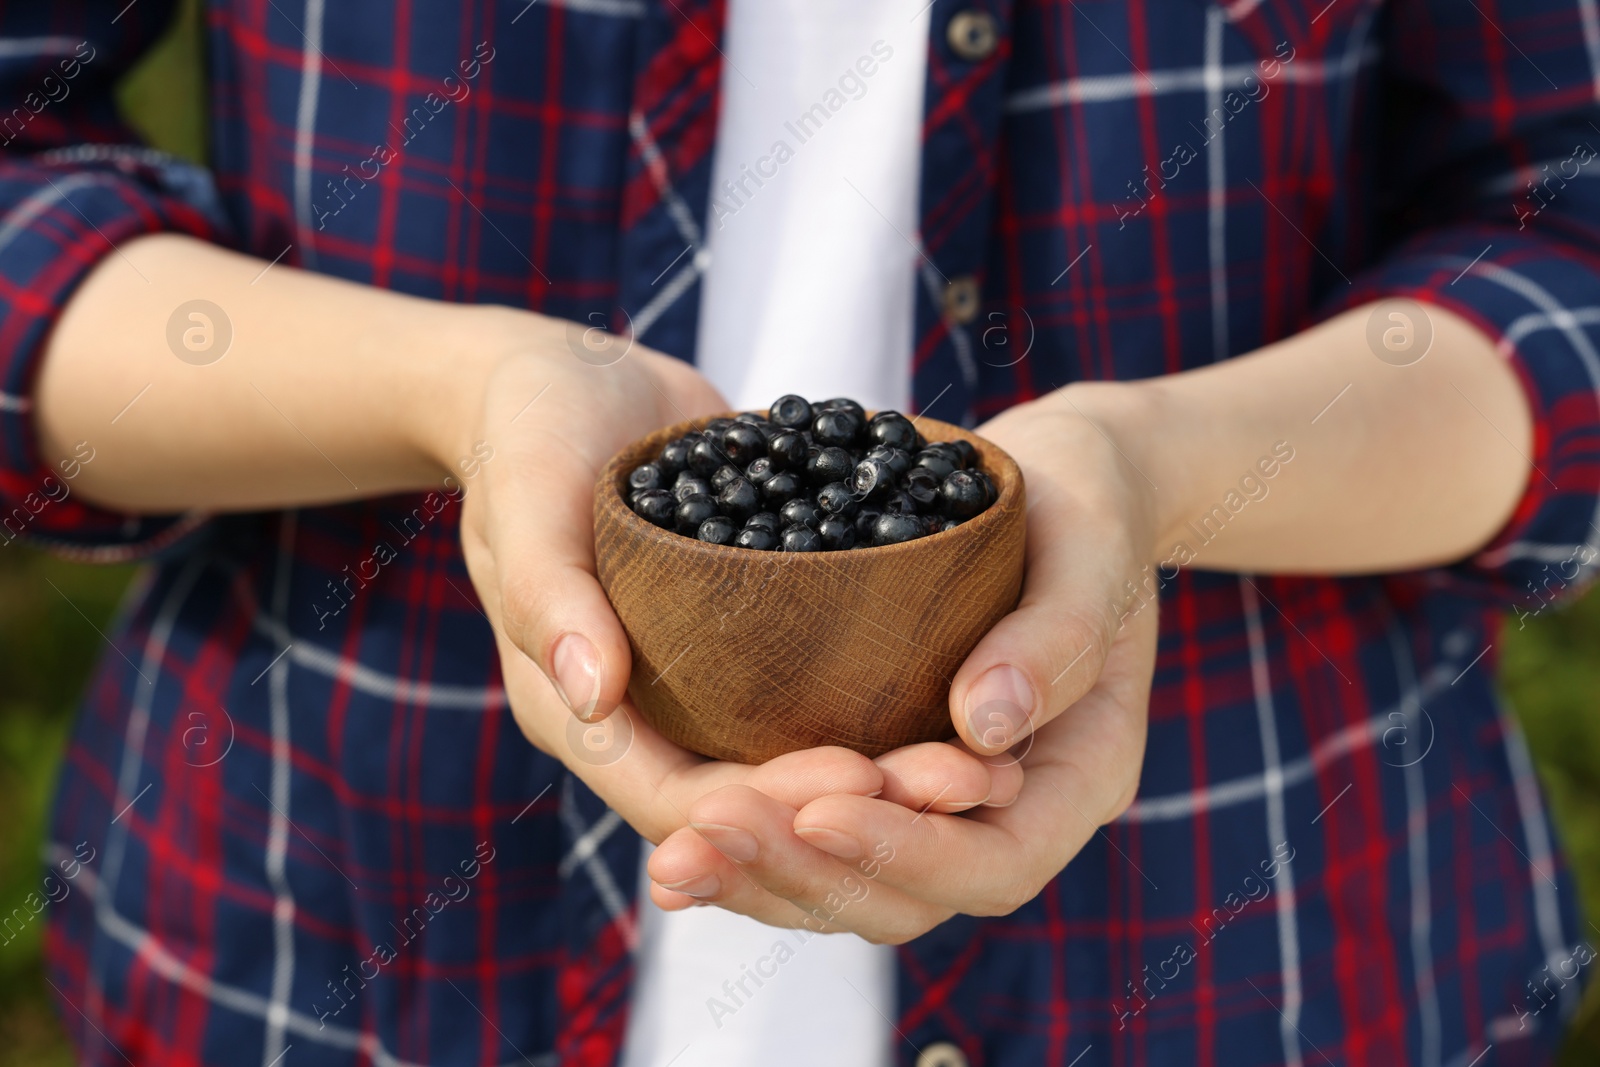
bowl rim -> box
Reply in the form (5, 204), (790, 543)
(594, 410), (1025, 565)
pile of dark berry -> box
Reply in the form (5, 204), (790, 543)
(625, 395), (997, 551)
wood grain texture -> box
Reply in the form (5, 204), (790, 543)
(593, 414), (1026, 764)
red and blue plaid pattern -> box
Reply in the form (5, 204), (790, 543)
(3, 0), (1600, 1064)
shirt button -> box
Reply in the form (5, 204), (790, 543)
(942, 275), (981, 325)
(916, 1042), (969, 1067)
(946, 10), (998, 62)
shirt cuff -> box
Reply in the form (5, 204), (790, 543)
(1325, 229), (1600, 609)
(0, 148), (228, 560)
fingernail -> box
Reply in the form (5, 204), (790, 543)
(691, 823), (759, 864)
(795, 827), (862, 860)
(551, 633), (601, 718)
(657, 873), (720, 898)
(964, 665), (1036, 751)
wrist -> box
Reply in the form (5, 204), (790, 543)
(1042, 380), (1195, 564)
(398, 302), (539, 480)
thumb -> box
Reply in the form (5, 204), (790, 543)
(640, 347), (729, 423)
(493, 354), (722, 723)
(483, 444), (634, 724)
(948, 526), (1150, 756)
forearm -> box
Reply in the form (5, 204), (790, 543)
(1085, 303), (1533, 574)
(36, 234), (498, 513)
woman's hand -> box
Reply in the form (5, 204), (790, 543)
(645, 385), (1161, 938)
(447, 319), (1023, 853)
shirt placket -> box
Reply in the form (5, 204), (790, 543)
(911, 0), (1016, 429)
(615, 0), (729, 364)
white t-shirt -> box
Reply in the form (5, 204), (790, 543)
(690, 0), (927, 415)
(618, 1), (930, 1065)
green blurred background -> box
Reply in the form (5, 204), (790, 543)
(2, 2), (1599, 1063)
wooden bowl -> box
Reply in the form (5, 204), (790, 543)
(593, 414), (1025, 764)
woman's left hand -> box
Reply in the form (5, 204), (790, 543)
(645, 385), (1163, 941)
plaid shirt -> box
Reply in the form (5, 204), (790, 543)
(4, 0), (1600, 1064)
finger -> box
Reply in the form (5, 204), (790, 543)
(635, 742), (890, 833)
(873, 741), (1023, 812)
(947, 499), (1141, 755)
(651, 785), (950, 942)
(647, 824), (826, 928)
(789, 794), (1051, 918)
(738, 746), (886, 809)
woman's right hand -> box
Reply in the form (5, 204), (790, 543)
(438, 313), (1021, 852)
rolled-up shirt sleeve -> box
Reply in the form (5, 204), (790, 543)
(0, 6), (229, 561)
(1325, 0), (1600, 611)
